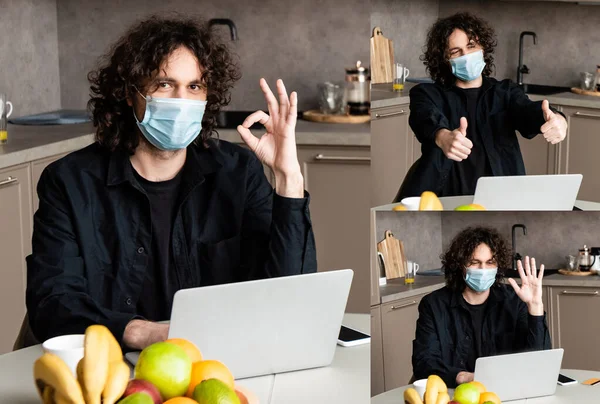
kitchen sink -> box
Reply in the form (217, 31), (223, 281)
(520, 83), (571, 96)
(216, 110), (304, 130)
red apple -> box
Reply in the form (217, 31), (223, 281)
(122, 379), (163, 404)
(449, 402), (461, 404)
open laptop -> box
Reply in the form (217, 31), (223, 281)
(125, 269), (353, 379)
(474, 348), (564, 402)
(472, 174), (582, 211)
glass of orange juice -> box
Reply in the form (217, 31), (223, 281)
(0, 93), (14, 144)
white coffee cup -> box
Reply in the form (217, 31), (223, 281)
(42, 334), (85, 376)
(407, 260), (420, 275)
(413, 378), (427, 400)
(401, 197), (421, 211)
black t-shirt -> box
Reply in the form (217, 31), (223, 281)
(462, 296), (488, 372)
(444, 87), (493, 196)
(133, 168), (184, 321)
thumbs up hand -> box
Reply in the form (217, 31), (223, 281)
(540, 100), (567, 144)
(435, 117), (473, 162)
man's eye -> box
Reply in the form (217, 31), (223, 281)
(158, 82), (171, 88)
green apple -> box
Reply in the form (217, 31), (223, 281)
(117, 392), (155, 404)
(453, 383), (480, 404)
(134, 341), (192, 400)
(193, 379), (240, 404)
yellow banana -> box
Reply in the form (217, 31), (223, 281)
(41, 385), (55, 404)
(102, 360), (131, 404)
(76, 358), (88, 399)
(404, 387), (424, 404)
(33, 353), (85, 404)
(104, 326), (123, 363)
(436, 392), (450, 404)
(82, 325), (111, 404)
(425, 375), (447, 404)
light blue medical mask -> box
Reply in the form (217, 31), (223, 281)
(464, 267), (497, 293)
(134, 88), (207, 151)
(450, 50), (486, 82)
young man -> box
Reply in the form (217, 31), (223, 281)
(24, 16), (316, 350)
(396, 12), (568, 200)
(412, 226), (551, 388)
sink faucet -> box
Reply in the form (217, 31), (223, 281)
(208, 18), (238, 41)
(517, 31), (537, 86)
(512, 224), (527, 271)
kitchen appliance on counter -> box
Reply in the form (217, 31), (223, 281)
(345, 60), (370, 116)
(590, 247), (600, 274)
(577, 245), (595, 271)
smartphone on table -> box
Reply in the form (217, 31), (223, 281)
(337, 325), (370, 347)
(557, 373), (578, 386)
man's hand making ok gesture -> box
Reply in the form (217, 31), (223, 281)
(540, 99), (567, 145)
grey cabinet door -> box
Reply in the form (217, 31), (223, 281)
(550, 286), (600, 370)
(381, 294), (424, 391)
(370, 104), (411, 206)
(0, 164), (32, 354)
(297, 146), (371, 314)
(558, 107), (600, 202)
(517, 131), (557, 175)
(371, 305), (385, 396)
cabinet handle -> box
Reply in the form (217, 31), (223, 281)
(0, 176), (18, 187)
(390, 300), (417, 310)
(574, 112), (600, 120)
(313, 154), (371, 162)
(375, 110), (406, 118)
(561, 290), (599, 296)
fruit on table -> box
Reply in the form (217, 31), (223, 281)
(117, 392), (155, 404)
(163, 398), (197, 404)
(135, 342), (192, 400)
(187, 359), (235, 397)
(165, 338), (203, 363)
(425, 374), (448, 404)
(419, 191), (444, 211)
(436, 392), (450, 404)
(392, 204), (407, 211)
(192, 378), (241, 404)
(469, 381), (486, 394)
(81, 325), (112, 404)
(454, 204), (486, 211)
(403, 387), (423, 404)
(453, 382), (481, 404)
(122, 379), (163, 404)
(479, 391), (501, 404)
(102, 360), (131, 404)
(33, 352), (85, 404)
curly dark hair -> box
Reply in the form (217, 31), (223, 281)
(87, 14), (241, 154)
(421, 12), (497, 87)
(441, 226), (511, 292)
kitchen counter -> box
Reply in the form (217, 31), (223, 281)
(0, 118), (370, 170)
(371, 83), (417, 109)
(371, 82), (600, 110)
(378, 272), (600, 305)
(379, 275), (445, 303)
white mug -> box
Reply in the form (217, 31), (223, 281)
(42, 334), (85, 376)
(413, 379), (427, 400)
(0, 93), (13, 119)
(401, 197), (421, 211)
(407, 260), (420, 275)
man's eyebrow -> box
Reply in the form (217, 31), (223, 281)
(155, 76), (203, 85)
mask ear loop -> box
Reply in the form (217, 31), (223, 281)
(133, 85), (152, 102)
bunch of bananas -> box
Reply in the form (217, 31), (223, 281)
(33, 325), (130, 404)
(404, 375), (450, 404)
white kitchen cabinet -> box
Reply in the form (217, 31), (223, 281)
(297, 145), (371, 314)
(0, 164), (32, 354)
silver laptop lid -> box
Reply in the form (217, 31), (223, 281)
(474, 348), (564, 401)
(473, 174), (582, 210)
(168, 269), (353, 379)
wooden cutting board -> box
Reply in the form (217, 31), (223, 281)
(571, 87), (600, 97)
(370, 26), (394, 84)
(558, 269), (595, 276)
(302, 110), (370, 124)
(377, 230), (406, 280)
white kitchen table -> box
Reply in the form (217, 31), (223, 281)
(372, 369), (600, 404)
(0, 313), (368, 404)
(438, 195), (600, 211)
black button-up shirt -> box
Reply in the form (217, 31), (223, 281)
(26, 138), (317, 347)
(396, 77), (565, 200)
(412, 284), (551, 388)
